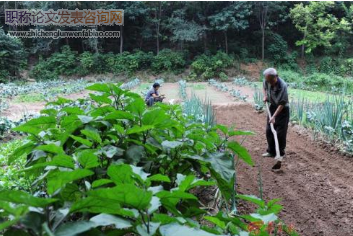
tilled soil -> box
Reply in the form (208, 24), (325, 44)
(215, 103), (353, 236)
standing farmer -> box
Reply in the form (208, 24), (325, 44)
(145, 82), (165, 106)
(262, 68), (290, 160)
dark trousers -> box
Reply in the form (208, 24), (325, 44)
(146, 97), (163, 106)
(266, 105), (290, 156)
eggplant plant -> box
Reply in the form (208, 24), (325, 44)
(0, 83), (296, 235)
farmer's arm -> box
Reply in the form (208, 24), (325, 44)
(272, 105), (284, 118)
(152, 92), (165, 98)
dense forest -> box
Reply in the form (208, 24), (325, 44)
(1, 1), (353, 85)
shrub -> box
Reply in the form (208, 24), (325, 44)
(30, 46), (78, 80)
(110, 51), (154, 75)
(92, 53), (111, 74)
(78, 51), (95, 75)
(48, 45), (78, 75)
(219, 71), (228, 81)
(0, 70), (10, 83)
(151, 49), (186, 74)
(191, 52), (234, 80)
(278, 69), (301, 83)
(319, 56), (337, 75)
(304, 73), (353, 93)
(29, 57), (59, 81)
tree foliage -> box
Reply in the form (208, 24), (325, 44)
(290, 2), (351, 53)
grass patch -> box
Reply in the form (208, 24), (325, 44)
(14, 93), (45, 103)
(190, 83), (206, 90)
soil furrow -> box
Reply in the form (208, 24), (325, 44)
(215, 103), (353, 236)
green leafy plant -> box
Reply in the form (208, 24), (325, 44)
(0, 139), (34, 191)
(0, 82), (295, 235)
(253, 86), (264, 112)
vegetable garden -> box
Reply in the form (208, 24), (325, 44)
(1, 75), (353, 235)
(0, 80), (301, 236)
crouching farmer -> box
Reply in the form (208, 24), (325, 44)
(262, 68), (290, 160)
(145, 83), (165, 106)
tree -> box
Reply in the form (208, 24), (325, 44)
(209, 2), (252, 54)
(111, 1), (148, 53)
(166, 8), (205, 50)
(0, 29), (27, 79)
(290, 2), (350, 56)
(146, 1), (169, 54)
(253, 2), (287, 61)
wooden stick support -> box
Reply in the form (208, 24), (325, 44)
(265, 102), (282, 162)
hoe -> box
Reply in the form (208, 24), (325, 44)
(265, 102), (282, 170)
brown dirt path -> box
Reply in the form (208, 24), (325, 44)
(215, 103), (353, 236)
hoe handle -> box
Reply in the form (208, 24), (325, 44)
(265, 102), (282, 161)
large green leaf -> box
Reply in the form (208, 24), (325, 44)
(236, 195), (265, 208)
(81, 129), (102, 144)
(88, 185), (152, 210)
(61, 107), (84, 115)
(70, 135), (93, 147)
(13, 116), (56, 135)
(142, 109), (168, 127)
(24, 154), (75, 170)
(209, 168), (234, 201)
(127, 125), (154, 135)
(147, 174), (171, 183)
(8, 141), (36, 164)
(86, 83), (111, 93)
(78, 115), (94, 124)
(89, 94), (112, 104)
(105, 111), (134, 121)
(36, 144), (64, 154)
(162, 140), (183, 149)
(90, 213), (132, 229)
(70, 197), (121, 214)
(102, 145), (124, 158)
(207, 152), (234, 182)
(55, 221), (96, 236)
(77, 150), (100, 169)
(47, 169), (94, 195)
(126, 145), (145, 164)
(125, 98), (146, 117)
(107, 164), (133, 184)
(159, 223), (222, 236)
(137, 222), (161, 236)
(227, 141), (254, 166)
(0, 190), (57, 207)
(92, 179), (114, 188)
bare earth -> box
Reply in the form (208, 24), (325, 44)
(215, 103), (353, 236)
